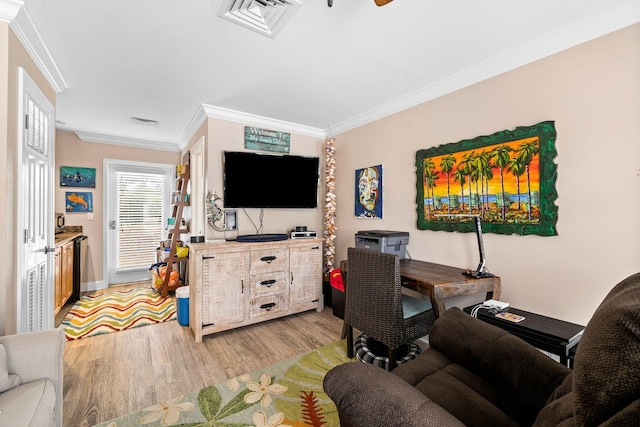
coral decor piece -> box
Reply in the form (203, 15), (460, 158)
(324, 137), (337, 272)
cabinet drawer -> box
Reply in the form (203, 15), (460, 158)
(250, 249), (288, 272)
(250, 294), (286, 319)
(250, 271), (287, 296)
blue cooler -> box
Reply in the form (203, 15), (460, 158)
(175, 286), (190, 326)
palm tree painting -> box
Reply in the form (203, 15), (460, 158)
(415, 121), (557, 236)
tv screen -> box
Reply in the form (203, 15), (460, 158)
(223, 151), (320, 209)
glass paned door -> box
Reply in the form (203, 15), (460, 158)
(105, 160), (173, 285)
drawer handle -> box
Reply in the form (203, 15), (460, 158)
(260, 279), (276, 288)
(260, 255), (277, 263)
(260, 302), (276, 311)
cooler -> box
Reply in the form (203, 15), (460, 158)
(175, 286), (190, 326)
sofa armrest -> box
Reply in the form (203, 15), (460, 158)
(324, 362), (464, 427)
(429, 307), (570, 413)
(0, 328), (65, 427)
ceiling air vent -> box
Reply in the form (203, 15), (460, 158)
(217, 0), (303, 38)
(130, 116), (159, 127)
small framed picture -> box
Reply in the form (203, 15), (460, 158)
(65, 192), (93, 213)
(355, 164), (382, 218)
(60, 166), (96, 188)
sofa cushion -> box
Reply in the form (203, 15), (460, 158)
(424, 307), (571, 425)
(323, 362), (465, 427)
(533, 374), (575, 426)
(573, 273), (640, 426)
(0, 379), (56, 427)
(394, 348), (522, 427)
(0, 344), (20, 393)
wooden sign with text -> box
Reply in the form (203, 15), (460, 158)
(244, 127), (290, 153)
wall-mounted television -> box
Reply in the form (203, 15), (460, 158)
(223, 151), (320, 209)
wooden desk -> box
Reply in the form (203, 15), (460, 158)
(399, 259), (501, 317)
(340, 258), (501, 318)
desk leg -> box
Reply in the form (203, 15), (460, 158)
(431, 287), (446, 318)
(488, 280), (501, 300)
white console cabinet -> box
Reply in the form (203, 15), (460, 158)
(188, 238), (324, 342)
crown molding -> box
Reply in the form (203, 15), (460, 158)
(179, 104), (209, 150)
(0, 0), (22, 23)
(4, 4), (68, 93)
(330, 0), (640, 136)
(180, 103), (326, 149)
(75, 131), (180, 153)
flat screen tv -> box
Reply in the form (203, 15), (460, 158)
(223, 151), (320, 209)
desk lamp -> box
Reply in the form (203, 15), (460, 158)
(435, 214), (495, 279)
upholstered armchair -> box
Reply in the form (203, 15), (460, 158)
(0, 328), (65, 427)
(324, 273), (640, 426)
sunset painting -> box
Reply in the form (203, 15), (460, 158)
(415, 121), (558, 236)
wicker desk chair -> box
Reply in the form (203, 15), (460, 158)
(344, 247), (436, 370)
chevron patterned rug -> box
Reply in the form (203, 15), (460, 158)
(94, 340), (352, 427)
(61, 287), (176, 341)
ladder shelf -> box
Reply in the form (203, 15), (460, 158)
(161, 155), (190, 297)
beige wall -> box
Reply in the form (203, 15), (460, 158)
(200, 118), (325, 242)
(55, 131), (180, 288)
(333, 23), (640, 326)
(0, 24), (56, 335)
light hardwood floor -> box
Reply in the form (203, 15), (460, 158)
(61, 284), (345, 427)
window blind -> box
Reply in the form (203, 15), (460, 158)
(116, 171), (165, 269)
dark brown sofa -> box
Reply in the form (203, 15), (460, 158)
(324, 273), (640, 426)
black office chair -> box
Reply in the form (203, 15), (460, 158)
(344, 247), (435, 370)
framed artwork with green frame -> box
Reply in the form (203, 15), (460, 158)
(415, 121), (558, 236)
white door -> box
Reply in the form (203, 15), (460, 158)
(104, 160), (174, 285)
(17, 68), (55, 333)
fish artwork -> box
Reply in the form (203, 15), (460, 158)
(66, 193), (89, 210)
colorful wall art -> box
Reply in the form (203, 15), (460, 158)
(60, 166), (96, 188)
(415, 121), (558, 236)
(355, 164), (383, 218)
(65, 192), (93, 213)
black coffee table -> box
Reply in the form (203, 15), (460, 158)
(464, 305), (585, 367)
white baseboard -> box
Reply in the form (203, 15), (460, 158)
(82, 281), (107, 293)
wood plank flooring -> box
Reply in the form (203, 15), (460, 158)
(61, 283), (345, 427)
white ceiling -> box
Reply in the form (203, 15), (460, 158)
(7, 0), (640, 151)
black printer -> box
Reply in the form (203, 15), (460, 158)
(355, 230), (409, 259)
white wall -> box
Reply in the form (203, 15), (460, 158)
(333, 23), (640, 326)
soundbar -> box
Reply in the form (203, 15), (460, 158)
(236, 233), (289, 242)
(291, 230), (317, 239)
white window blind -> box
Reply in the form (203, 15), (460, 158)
(116, 171), (164, 269)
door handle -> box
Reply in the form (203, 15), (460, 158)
(43, 246), (56, 254)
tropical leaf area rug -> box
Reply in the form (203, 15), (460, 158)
(62, 288), (176, 341)
(94, 340), (352, 427)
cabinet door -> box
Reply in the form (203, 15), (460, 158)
(289, 244), (322, 311)
(61, 242), (74, 303)
(201, 251), (247, 326)
(54, 247), (62, 314)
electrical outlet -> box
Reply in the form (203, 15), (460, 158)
(224, 209), (237, 231)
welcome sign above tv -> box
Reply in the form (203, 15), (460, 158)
(244, 126), (290, 153)
(223, 151), (319, 209)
